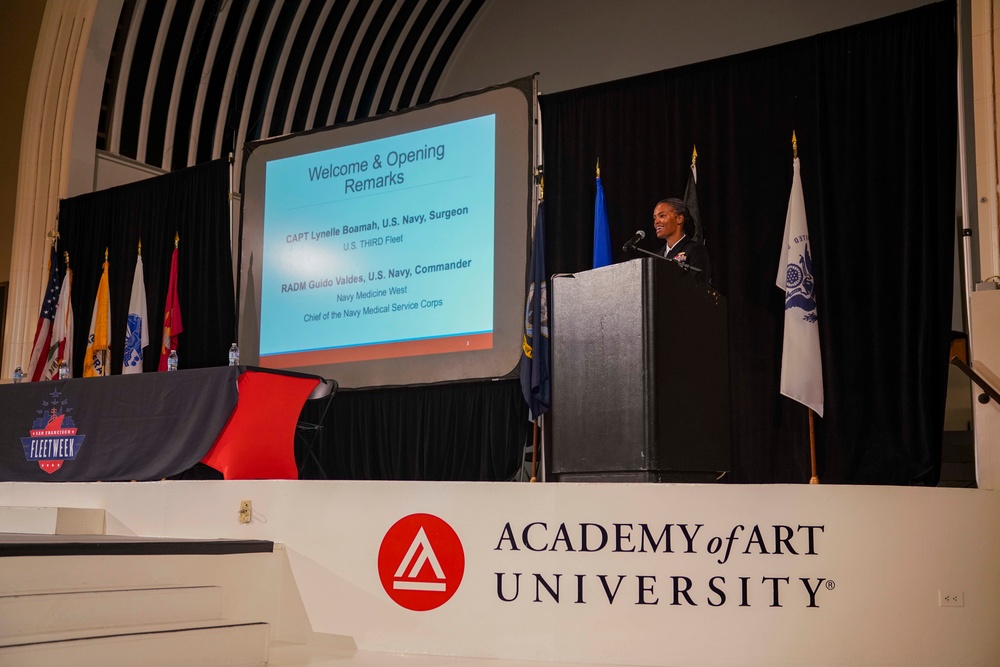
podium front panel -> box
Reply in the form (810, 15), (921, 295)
(551, 258), (730, 482)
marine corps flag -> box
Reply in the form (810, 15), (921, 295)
(158, 236), (183, 371)
(520, 198), (550, 421)
(83, 252), (112, 378)
(776, 142), (824, 417)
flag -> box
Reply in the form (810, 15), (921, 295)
(123, 253), (148, 374)
(520, 199), (551, 421)
(776, 155), (823, 416)
(44, 266), (74, 380)
(158, 244), (183, 371)
(684, 146), (703, 243)
(84, 257), (111, 378)
(593, 167), (612, 268)
(26, 246), (62, 382)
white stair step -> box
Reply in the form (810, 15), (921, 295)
(0, 507), (106, 536)
(0, 585), (223, 638)
(0, 621), (269, 667)
(0, 550), (276, 598)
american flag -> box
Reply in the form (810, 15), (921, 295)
(26, 246), (62, 382)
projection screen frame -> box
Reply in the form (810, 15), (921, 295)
(237, 77), (537, 389)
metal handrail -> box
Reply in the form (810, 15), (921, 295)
(950, 356), (1000, 405)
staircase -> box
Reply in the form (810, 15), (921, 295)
(941, 358), (977, 488)
(0, 508), (281, 667)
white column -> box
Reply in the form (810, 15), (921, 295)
(969, 0), (1000, 489)
(1, 0), (112, 379)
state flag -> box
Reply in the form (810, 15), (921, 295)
(84, 257), (111, 378)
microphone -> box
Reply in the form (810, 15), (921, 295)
(622, 229), (645, 251)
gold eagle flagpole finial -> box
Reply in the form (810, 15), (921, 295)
(104, 247), (108, 262)
(596, 158), (600, 179)
(138, 238), (142, 257)
(63, 251), (70, 267)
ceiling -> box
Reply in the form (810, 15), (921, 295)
(98, 0), (486, 172)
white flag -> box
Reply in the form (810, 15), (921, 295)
(123, 255), (149, 374)
(776, 156), (824, 417)
(45, 269), (74, 379)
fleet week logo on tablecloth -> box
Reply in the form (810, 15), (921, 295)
(20, 388), (86, 474)
(378, 513), (465, 611)
(783, 245), (818, 323)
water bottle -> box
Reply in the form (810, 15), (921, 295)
(58, 359), (69, 379)
(228, 343), (240, 366)
(167, 349), (178, 372)
(12, 366), (23, 384)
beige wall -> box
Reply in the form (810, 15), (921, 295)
(972, 0), (1000, 279)
(1, 479), (999, 665)
(0, 3), (45, 286)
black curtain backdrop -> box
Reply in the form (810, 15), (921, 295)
(48, 4), (955, 485)
(305, 379), (529, 481)
(539, 2), (956, 484)
(57, 159), (235, 376)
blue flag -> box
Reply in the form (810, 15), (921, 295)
(593, 175), (611, 268)
(520, 200), (550, 421)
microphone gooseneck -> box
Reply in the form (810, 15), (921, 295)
(622, 229), (646, 251)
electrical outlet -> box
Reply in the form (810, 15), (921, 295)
(939, 591), (964, 607)
(238, 500), (252, 524)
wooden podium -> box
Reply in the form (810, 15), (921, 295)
(550, 257), (730, 482)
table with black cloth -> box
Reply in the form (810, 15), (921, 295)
(0, 366), (320, 482)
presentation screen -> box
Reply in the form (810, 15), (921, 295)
(239, 81), (533, 388)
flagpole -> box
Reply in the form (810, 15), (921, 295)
(809, 409), (819, 484)
(63, 250), (72, 377)
(531, 173), (545, 484)
(794, 130), (820, 485)
(529, 78), (545, 484)
(792, 131), (821, 484)
(530, 420), (539, 482)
